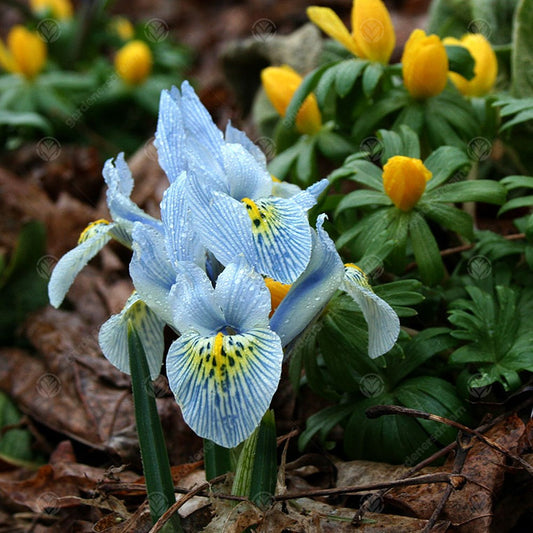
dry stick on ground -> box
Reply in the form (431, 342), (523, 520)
(422, 431), (473, 533)
(366, 405), (533, 476)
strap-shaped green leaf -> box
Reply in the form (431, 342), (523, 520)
(128, 321), (182, 531)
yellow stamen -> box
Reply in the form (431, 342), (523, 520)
(264, 277), (292, 315)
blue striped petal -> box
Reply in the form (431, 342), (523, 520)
(166, 327), (282, 448)
(270, 214), (344, 347)
(48, 220), (115, 308)
(341, 265), (400, 359)
(169, 264), (226, 336)
(214, 257), (271, 332)
(130, 223), (177, 326)
(224, 122), (267, 167)
(222, 143), (272, 201)
(98, 292), (165, 379)
(160, 175), (205, 267)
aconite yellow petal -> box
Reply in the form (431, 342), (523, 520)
(307, 6), (361, 57)
(444, 34), (497, 96)
(261, 66), (322, 135)
(7, 26), (46, 80)
(115, 40), (152, 85)
(402, 29), (448, 99)
(351, 0), (395, 63)
(382, 155), (432, 211)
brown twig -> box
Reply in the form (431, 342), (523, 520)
(366, 405), (533, 476)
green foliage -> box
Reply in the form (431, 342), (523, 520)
(0, 222), (49, 344)
(0, 391), (43, 468)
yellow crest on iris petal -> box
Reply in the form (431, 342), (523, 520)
(0, 26), (47, 80)
(115, 40), (152, 86)
(443, 34), (497, 97)
(307, 0), (395, 64)
(261, 66), (322, 135)
(402, 29), (449, 99)
(382, 156), (432, 211)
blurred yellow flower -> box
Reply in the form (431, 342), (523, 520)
(443, 34), (497, 96)
(402, 29), (449, 99)
(30, 0), (73, 20)
(110, 16), (135, 41)
(382, 155), (432, 211)
(115, 40), (152, 86)
(261, 65), (322, 135)
(307, 0), (395, 64)
(0, 25), (47, 80)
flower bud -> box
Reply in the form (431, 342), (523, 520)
(115, 40), (152, 86)
(402, 29), (449, 99)
(382, 155), (432, 211)
(0, 26), (46, 80)
(443, 34), (497, 96)
(110, 16), (135, 41)
(261, 66), (322, 135)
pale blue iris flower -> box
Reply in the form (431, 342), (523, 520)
(165, 257), (283, 448)
(155, 81), (329, 284)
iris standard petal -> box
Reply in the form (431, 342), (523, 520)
(98, 292), (165, 379)
(160, 174), (205, 267)
(222, 143), (272, 201)
(214, 257), (271, 332)
(169, 263), (225, 336)
(48, 220), (115, 308)
(224, 122), (267, 167)
(166, 327), (283, 448)
(342, 264), (400, 358)
(270, 214), (344, 346)
(130, 223), (177, 325)
(103, 152), (133, 196)
(155, 89), (187, 182)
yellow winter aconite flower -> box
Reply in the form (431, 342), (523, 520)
(382, 156), (432, 211)
(110, 16), (135, 41)
(307, 0), (395, 64)
(261, 66), (322, 135)
(402, 29), (449, 99)
(0, 26), (47, 80)
(115, 40), (152, 85)
(443, 34), (497, 97)
(30, 0), (73, 20)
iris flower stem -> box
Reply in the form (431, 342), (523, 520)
(127, 321), (182, 531)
